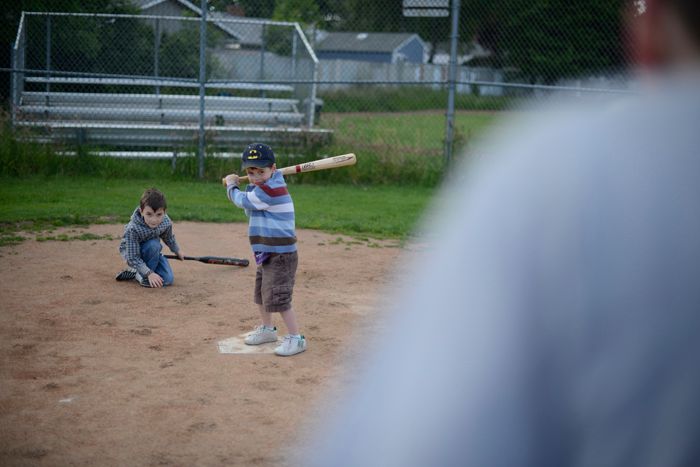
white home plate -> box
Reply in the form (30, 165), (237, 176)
(217, 334), (278, 354)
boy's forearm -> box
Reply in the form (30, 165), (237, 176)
(227, 184), (258, 217)
(227, 184), (245, 209)
(162, 229), (180, 254)
(164, 242), (180, 255)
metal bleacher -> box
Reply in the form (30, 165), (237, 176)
(11, 12), (332, 156)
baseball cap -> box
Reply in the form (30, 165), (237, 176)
(241, 143), (275, 169)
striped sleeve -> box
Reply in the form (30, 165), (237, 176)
(228, 182), (293, 213)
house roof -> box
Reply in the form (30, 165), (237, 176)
(208, 11), (266, 47)
(132, 0), (179, 10)
(316, 32), (424, 54)
(133, 0), (267, 47)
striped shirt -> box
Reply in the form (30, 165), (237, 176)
(227, 170), (297, 254)
(118, 207), (180, 276)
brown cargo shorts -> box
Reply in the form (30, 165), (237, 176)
(254, 251), (298, 313)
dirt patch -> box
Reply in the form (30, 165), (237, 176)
(0, 222), (406, 466)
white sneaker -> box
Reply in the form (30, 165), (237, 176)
(274, 335), (306, 356)
(244, 325), (278, 345)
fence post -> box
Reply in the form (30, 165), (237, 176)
(291, 29), (297, 82)
(443, 0), (461, 165)
(309, 62), (318, 127)
(11, 13), (26, 129)
(259, 24), (266, 99)
(11, 45), (16, 127)
(154, 17), (161, 96)
(197, 0), (207, 179)
(45, 15), (51, 102)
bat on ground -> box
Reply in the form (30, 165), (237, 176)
(164, 254), (249, 267)
(221, 153), (356, 186)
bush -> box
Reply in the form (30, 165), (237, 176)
(0, 127), (446, 188)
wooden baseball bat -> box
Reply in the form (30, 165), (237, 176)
(221, 153), (356, 186)
(164, 254), (249, 267)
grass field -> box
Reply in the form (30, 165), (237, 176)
(0, 176), (435, 246)
(322, 110), (499, 157)
(0, 109), (503, 246)
(1, 110), (500, 185)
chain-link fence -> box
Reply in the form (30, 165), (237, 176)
(11, 9), (325, 176)
(8, 0), (639, 174)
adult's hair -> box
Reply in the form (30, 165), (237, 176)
(140, 188), (167, 211)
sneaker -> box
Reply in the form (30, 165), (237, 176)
(244, 325), (278, 345)
(115, 268), (137, 281)
(135, 272), (151, 288)
(274, 335), (306, 356)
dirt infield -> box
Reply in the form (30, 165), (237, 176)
(0, 222), (405, 466)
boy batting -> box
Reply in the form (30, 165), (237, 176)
(225, 143), (306, 357)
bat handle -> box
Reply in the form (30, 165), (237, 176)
(164, 254), (185, 260)
(221, 174), (249, 186)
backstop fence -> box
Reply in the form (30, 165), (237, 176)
(7, 0), (639, 172)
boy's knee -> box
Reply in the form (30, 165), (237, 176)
(157, 257), (175, 286)
(161, 273), (174, 286)
(140, 238), (162, 257)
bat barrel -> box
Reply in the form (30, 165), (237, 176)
(221, 153), (356, 186)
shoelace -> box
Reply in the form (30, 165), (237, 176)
(281, 336), (294, 350)
(281, 335), (302, 346)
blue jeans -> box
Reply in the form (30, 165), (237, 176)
(141, 238), (174, 286)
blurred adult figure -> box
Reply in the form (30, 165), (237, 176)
(306, 1), (700, 466)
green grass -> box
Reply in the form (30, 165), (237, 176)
(293, 184), (430, 237)
(35, 232), (116, 242)
(0, 176), (434, 243)
(322, 111), (498, 157)
(319, 87), (513, 113)
(1, 108), (501, 187)
(0, 105), (503, 244)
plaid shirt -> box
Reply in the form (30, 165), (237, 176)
(119, 207), (180, 276)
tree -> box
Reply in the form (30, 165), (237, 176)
(402, 15), (451, 63)
(324, 0), (626, 83)
(211, 0), (276, 19)
(258, 0), (322, 56)
(340, 0), (402, 32)
(272, 0), (321, 25)
(1, 0), (136, 100)
(159, 23), (223, 79)
(465, 0), (626, 83)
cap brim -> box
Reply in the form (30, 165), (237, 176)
(241, 160), (272, 169)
